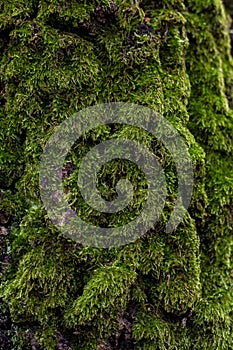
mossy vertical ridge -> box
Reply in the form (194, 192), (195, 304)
(0, 1), (232, 349)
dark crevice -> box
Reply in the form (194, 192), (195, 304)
(0, 28), (12, 43)
(223, 0), (233, 16)
(93, 2), (118, 25)
(0, 81), (6, 107)
(42, 2), (119, 44)
(43, 16), (98, 44)
(230, 20), (233, 56)
(123, 22), (155, 53)
(29, 0), (40, 21)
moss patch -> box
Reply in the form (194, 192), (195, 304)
(0, 0), (232, 349)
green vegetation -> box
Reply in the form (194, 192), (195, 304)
(0, 0), (232, 349)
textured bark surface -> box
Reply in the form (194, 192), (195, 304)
(0, 1), (233, 349)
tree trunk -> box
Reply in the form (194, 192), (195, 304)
(0, 1), (232, 349)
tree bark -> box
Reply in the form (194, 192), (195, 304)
(0, 1), (233, 349)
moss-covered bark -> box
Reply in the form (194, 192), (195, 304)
(0, 1), (232, 349)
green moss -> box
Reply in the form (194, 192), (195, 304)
(0, 0), (232, 349)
